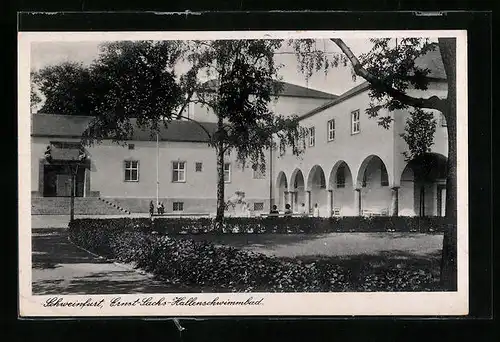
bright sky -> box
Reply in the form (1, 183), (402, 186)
(30, 38), (373, 96)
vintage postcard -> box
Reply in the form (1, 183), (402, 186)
(18, 29), (468, 317)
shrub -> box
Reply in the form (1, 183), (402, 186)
(68, 222), (440, 292)
(151, 216), (448, 235)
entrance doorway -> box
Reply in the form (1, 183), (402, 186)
(43, 164), (85, 197)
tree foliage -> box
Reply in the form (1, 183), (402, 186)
(32, 62), (93, 115)
(183, 39), (306, 170)
(32, 39), (307, 221)
(292, 38), (442, 160)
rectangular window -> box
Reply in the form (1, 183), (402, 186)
(173, 202), (184, 212)
(128, 144), (135, 150)
(327, 119), (335, 141)
(253, 202), (264, 211)
(252, 164), (266, 179)
(224, 163), (231, 183)
(381, 164), (389, 186)
(351, 109), (360, 134)
(308, 127), (315, 147)
(195, 162), (203, 172)
(336, 166), (345, 188)
(124, 160), (139, 182)
(172, 161), (186, 182)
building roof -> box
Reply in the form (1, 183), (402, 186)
(31, 113), (217, 143)
(298, 45), (447, 121)
(203, 79), (338, 100)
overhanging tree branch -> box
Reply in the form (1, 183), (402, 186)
(331, 38), (447, 112)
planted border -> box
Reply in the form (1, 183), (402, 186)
(68, 221), (440, 292)
(68, 216), (448, 236)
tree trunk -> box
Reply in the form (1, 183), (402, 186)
(215, 116), (226, 230)
(439, 38), (458, 291)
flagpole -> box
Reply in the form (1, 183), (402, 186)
(156, 132), (159, 206)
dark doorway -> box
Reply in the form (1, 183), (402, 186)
(43, 164), (85, 197)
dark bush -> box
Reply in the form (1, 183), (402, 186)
(150, 216), (448, 235)
(68, 221), (441, 292)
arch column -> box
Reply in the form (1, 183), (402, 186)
(305, 190), (311, 214)
(391, 186), (399, 216)
(355, 188), (362, 216)
(327, 190), (333, 217)
(284, 190), (291, 210)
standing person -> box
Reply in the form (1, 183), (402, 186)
(149, 200), (154, 217)
(313, 203), (320, 217)
(160, 202), (165, 215)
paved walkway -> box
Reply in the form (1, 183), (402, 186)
(32, 228), (174, 295)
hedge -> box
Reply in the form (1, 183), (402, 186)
(68, 216), (448, 236)
(152, 216), (448, 234)
(68, 221), (439, 292)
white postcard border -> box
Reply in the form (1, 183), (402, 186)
(18, 29), (469, 317)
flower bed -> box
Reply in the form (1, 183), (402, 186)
(68, 221), (441, 292)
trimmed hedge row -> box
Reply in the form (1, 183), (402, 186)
(67, 216), (449, 235)
(153, 216), (448, 234)
(68, 221), (438, 292)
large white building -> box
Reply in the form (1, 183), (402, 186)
(30, 49), (448, 217)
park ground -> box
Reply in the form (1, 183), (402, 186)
(30, 215), (443, 295)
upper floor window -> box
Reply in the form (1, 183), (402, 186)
(327, 119), (335, 141)
(172, 161), (186, 182)
(224, 163), (231, 183)
(336, 165), (346, 188)
(195, 162), (203, 172)
(351, 109), (360, 134)
(308, 127), (315, 147)
(124, 160), (139, 182)
(252, 163), (266, 179)
(128, 144), (135, 150)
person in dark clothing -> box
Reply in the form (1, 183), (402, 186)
(149, 201), (155, 217)
(270, 205), (279, 216)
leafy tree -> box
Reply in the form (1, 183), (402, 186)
(30, 71), (42, 112)
(171, 39), (306, 226)
(293, 37), (457, 290)
(32, 62), (94, 115)
(33, 40), (305, 227)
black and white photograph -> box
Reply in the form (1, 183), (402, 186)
(18, 30), (468, 316)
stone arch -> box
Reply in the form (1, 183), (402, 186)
(327, 161), (355, 216)
(355, 155), (393, 215)
(306, 165), (327, 215)
(275, 171), (288, 210)
(327, 160), (353, 191)
(355, 155), (391, 189)
(289, 168), (306, 213)
(399, 152), (448, 217)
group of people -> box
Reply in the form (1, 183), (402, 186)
(149, 201), (164, 216)
(269, 203), (321, 217)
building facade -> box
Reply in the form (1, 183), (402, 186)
(31, 52), (449, 217)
